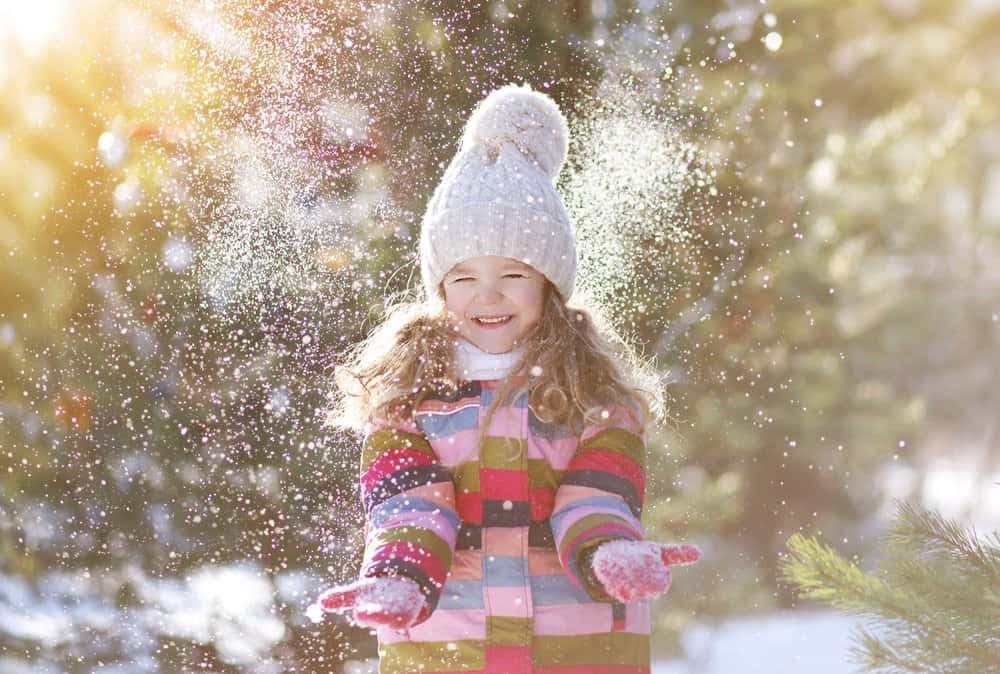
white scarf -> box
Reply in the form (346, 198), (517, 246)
(454, 338), (524, 382)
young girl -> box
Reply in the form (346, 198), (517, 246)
(313, 84), (701, 674)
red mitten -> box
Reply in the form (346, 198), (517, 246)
(590, 540), (702, 602)
(308, 576), (427, 630)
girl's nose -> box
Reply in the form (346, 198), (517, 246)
(476, 284), (503, 303)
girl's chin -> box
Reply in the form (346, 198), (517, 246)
(471, 340), (515, 354)
(464, 334), (518, 354)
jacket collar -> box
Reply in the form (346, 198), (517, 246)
(454, 338), (524, 382)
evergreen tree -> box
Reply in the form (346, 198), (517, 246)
(783, 501), (1000, 674)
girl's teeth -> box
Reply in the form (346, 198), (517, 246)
(477, 316), (510, 324)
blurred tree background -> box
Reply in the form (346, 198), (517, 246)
(1, 0), (998, 672)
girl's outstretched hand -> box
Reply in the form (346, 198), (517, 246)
(307, 576), (427, 631)
(590, 540), (702, 603)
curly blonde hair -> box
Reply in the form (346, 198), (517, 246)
(325, 281), (663, 436)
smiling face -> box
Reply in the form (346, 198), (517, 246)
(442, 255), (547, 354)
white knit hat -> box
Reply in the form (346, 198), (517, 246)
(419, 83), (577, 301)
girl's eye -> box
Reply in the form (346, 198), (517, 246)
(451, 277), (473, 283)
(504, 273), (526, 279)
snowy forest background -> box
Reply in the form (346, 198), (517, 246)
(1, 0), (998, 672)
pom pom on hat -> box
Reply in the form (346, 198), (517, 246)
(460, 83), (569, 179)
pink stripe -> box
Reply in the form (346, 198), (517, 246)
(483, 405), (522, 437)
(533, 602), (612, 635)
(551, 504), (643, 540)
(580, 405), (643, 439)
(527, 549), (564, 576)
(482, 526), (526, 553)
(450, 549), (483, 580)
(484, 585), (531, 618)
(374, 510), (458, 548)
(625, 600), (652, 633)
(377, 607), (488, 643)
(527, 434), (578, 468)
(553, 483), (618, 508)
(553, 484), (644, 524)
(485, 540), (523, 558)
(430, 428), (480, 465)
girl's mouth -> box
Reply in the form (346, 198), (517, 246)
(472, 315), (513, 328)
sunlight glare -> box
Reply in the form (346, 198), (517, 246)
(0, 0), (70, 54)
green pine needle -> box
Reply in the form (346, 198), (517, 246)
(782, 501), (1000, 674)
(890, 501), (1000, 582)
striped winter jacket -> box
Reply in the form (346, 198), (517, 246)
(359, 379), (650, 674)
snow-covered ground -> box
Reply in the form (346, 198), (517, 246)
(655, 609), (860, 674)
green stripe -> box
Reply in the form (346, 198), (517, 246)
(487, 615), (532, 647)
(453, 460), (481, 491)
(527, 459), (565, 489)
(533, 632), (650, 667)
(559, 512), (636, 558)
(361, 428), (436, 471)
(575, 534), (623, 601)
(480, 436), (526, 470)
(380, 639), (485, 672)
(366, 525), (453, 569)
(578, 427), (645, 470)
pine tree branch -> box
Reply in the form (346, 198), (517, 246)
(783, 533), (911, 617)
(887, 553), (998, 631)
(885, 502), (1000, 669)
(852, 627), (936, 674)
(784, 530), (1000, 673)
(890, 501), (1000, 583)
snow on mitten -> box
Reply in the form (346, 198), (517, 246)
(308, 576), (427, 631)
(590, 540), (702, 602)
